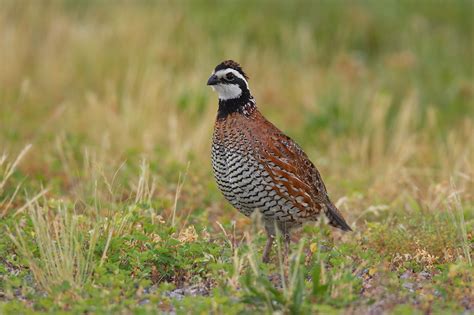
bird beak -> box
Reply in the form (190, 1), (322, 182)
(207, 74), (219, 86)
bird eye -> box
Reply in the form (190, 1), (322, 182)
(225, 73), (235, 81)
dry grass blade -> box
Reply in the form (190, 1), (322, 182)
(13, 188), (49, 217)
(0, 144), (32, 217)
(0, 144), (32, 192)
(171, 162), (189, 228)
(134, 158), (156, 204)
(447, 180), (472, 266)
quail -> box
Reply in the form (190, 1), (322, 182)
(208, 60), (352, 263)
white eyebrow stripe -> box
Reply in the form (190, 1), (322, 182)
(214, 69), (249, 88)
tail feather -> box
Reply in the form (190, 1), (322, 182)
(324, 202), (352, 231)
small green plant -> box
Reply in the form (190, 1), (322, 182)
(239, 238), (339, 314)
(311, 263), (330, 302)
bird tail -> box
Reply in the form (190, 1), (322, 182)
(324, 202), (352, 231)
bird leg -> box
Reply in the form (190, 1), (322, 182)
(262, 233), (274, 263)
(283, 234), (290, 258)
(283, 233), (291, 266)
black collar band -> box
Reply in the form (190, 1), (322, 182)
(217, 92), (255, 119)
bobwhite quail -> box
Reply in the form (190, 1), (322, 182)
(208, 60), (352, 263)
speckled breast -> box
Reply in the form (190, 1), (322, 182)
(211, 115), (300, 222)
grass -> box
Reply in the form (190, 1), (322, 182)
(8, 200), (102, 293)
(0, 0), (473, 313)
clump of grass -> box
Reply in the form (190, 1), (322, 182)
(225, 216), (360, 314)
(8, 199), (106, 293)
(238, 234), (359, 314)
(237, 230), (306, 313)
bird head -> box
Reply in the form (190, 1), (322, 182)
(207, 60), (250, 101)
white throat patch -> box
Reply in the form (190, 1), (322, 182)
(212, 84), (242, 100)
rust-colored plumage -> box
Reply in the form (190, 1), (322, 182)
(208, 60), (351, 262)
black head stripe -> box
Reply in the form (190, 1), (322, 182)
(234, 77), (247, 88)
(214, 60), (249, 80)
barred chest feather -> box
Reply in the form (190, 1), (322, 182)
(211, 111), (302, 222)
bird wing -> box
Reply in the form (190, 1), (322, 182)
(250, 114), (352, 230)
